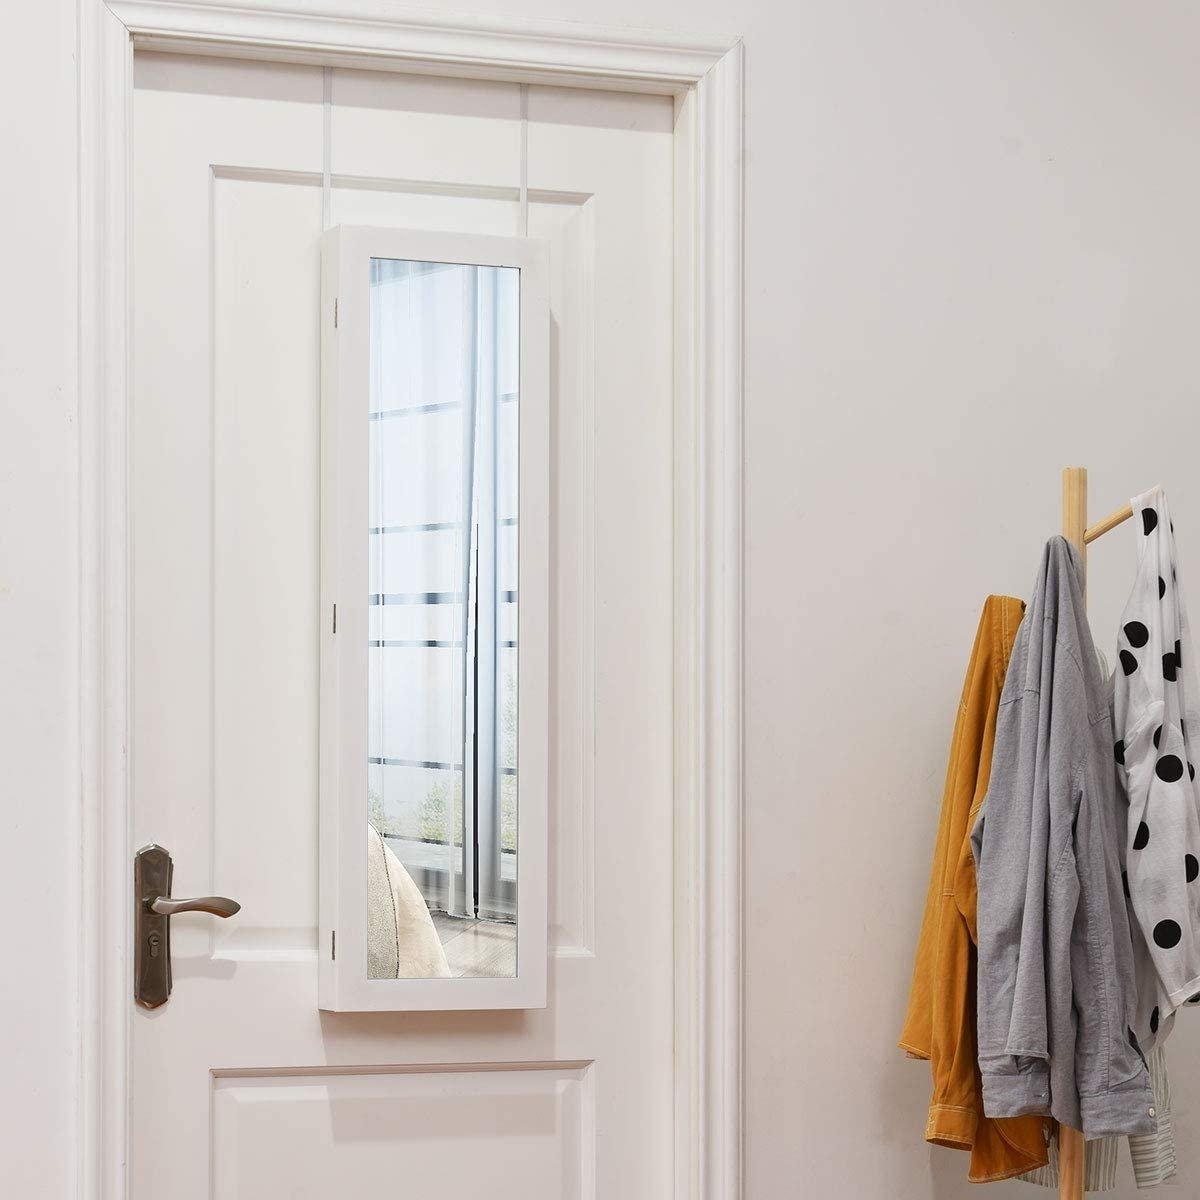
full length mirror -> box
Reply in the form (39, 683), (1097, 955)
(320, 226), (548, 1012)
(367, 257), (519, 980)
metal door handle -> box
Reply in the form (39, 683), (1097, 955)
(134, 843), (241, 1008)
(149, 895), (240, 918)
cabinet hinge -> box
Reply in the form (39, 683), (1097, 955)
(331, 930), (336, 960)
(332, 603), (337, 634)
(334, 298), (338, 328)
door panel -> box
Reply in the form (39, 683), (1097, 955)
(132, 52), (673, 1198)
(212, 1067), (591, 1200)
(213, 174), (323, 962)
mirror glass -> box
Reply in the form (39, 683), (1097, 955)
(366, 257), (519, 979)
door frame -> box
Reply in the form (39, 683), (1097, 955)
(77, 2), (744, 1197)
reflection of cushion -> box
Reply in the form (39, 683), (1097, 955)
(366, 825), (452, 979)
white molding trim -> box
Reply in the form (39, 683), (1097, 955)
(694, 46), (744, 1200)
(79, 5), (132, 1200)
(109, 0), (733, 90)
(78, 3), (744, 1195)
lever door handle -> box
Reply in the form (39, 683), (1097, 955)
(149, 895), (241, 918)
(134, 843), (242, 1008)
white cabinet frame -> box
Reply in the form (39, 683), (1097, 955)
(319, 226), (550, 1011)
(78, 1), (744, 1196)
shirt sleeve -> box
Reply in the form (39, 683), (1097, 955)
(973, 680), (1054, 1120)
(899, 618), (989, 1062)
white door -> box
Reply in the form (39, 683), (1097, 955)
(131, 52), (675, 1198)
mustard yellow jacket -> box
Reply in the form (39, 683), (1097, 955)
(899, 596), (1050, 1182)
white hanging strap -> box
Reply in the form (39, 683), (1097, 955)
(519, 83), (529, 237)
(322, 67), (333, 229)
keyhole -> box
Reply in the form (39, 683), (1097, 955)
(148, 930), (162, 959)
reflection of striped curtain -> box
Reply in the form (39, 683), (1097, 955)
(368, 258), (515, 923)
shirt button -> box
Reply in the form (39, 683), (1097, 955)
(1149, 1108), (1157, 1117)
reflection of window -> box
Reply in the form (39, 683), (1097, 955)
(367, 258), (519, 922)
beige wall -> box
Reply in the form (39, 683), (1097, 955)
(7, 2), (1200, 1196)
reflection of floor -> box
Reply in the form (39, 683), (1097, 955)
(385, 835), (518, 883)
(430, 912), (516, 979)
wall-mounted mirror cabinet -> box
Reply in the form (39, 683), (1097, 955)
(319, 227), (549, 1011)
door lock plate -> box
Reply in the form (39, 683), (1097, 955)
(135, 844), (173, 1009)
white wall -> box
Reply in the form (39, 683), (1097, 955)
(0, 0), (79, 1197)
(731, 6), (1200, 1195)
(7, 1), (1200, 1197)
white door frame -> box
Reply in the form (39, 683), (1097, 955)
(77, 2), (744, 1197)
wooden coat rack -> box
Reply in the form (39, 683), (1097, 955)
(1059, 467), (1134, 1199)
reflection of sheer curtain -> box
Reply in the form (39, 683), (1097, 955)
(368, 258), (518, 923)
(455, 267), (479, 920)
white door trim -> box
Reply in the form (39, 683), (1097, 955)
(77, 3), (743, 1197)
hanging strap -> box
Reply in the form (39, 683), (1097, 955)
(321, 67), (333, 229)
(519, 83), (529, 237)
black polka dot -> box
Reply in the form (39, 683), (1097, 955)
(1164, 652), (1178, 682)
(1160, 576), (1167, 599)
(1187, 854), (1198, 883)
(1151, 1006), (1161, 1034)
(1134, 821), (1151, 850)
(1121, 650), (1139, 676)
(1129, 1026), (1147, 1066)
(1125, 621), (1150, 648)
(1154, 919), (1182, 949)
(1157, 755), (1185, 783)
(1154, 725), (1163, 749)
(1144, 509), (1159, 535)
(1176, 640), (1183, 670)
(1189, 994), (1200, 1005)
(1191, 763), (1196, 783)
(1123, 869), (1131, 898)
(1115, 739), (1126, 765)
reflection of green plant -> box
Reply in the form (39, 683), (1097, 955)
(368, 787), (386, 830)
(370, 665), (517, 850)
(421, 775), (464, 845)
(501, 666), (517, 851)
(501, 774), (517, 852)
(369, 774), (465, 845)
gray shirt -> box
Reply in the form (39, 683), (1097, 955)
(973, 537), (1155, 1138)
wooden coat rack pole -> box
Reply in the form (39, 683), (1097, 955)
(1060, 465), (1089, 1200)
(1058, 468), (1135, 1199)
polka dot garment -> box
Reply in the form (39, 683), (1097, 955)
(1114, 486), (1200, 1052)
